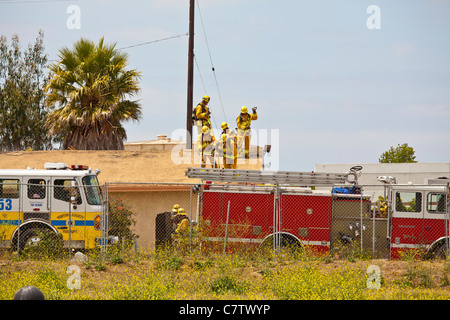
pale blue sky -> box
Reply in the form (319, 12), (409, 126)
(1, 0), (449, 171)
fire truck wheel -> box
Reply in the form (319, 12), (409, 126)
(18, 228), (58, 254)
(428, 243), (447, 260)
(258, 233), (304, 255)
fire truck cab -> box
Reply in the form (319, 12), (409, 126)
(0, 163), (106, 252)
(386, 180), (449, 259)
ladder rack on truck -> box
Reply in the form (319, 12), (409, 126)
(185, 167), (352, 186)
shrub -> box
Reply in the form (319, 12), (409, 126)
(210, 275), (248, 295)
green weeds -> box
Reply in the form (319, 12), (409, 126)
(1, 248), (450, 300)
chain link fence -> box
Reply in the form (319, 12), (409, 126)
(1, 180), (448, 261)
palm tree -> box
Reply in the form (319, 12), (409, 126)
(45, 37), (142, 150)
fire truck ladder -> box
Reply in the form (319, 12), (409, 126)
(185, 167), (350, 186)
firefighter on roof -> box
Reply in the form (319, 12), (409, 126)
(218, 133), (237, 169)
(221, 121), (237, 142)
(193, 95), (212, 135)
(236, 106), (258, 159)
(220, 122), (238, 169)
(196, 125), (217, 168)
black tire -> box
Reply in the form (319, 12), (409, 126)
(259, 234), (304, 256)
(18, 228), (45, 253)
(18, 228), (62, 255)
(429, 243), (448, 260)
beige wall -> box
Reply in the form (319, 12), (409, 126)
(109, 188), (199, 251)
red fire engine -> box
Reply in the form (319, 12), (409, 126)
(378, 176), (450, 259)
(186, 167), (450, 259)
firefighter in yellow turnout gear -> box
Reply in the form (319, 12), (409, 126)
(174, 208), (190, 234)
(196, 126), (217, 168)
(236, 106), (258, 159)
(220, 122), (238, 169)
(171, 208), (191, 252)
(219, 133), (237, 169)
(193, 95), (212, 135)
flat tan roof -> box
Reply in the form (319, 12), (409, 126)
(0, 149), (262, 184)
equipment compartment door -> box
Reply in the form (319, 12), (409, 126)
(305, 195), (332, 248)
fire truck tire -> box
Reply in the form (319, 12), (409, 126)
(258, 233), (304, 254)
(17, 227), (59, 254)
(427, 242), (447, 260)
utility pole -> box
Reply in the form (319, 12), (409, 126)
(186, 0), (195, 150)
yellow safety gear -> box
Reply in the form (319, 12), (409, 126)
(221, 122), (228, 130)
(172, 204), (180, 214)
(202, 95), (210, 103)
(197, 132), (215, 152)
(195, 103), (211, 127)
(178, 208), (186, 215)
(241, 106), (248, 113)
(220, 134), (237, 168)
(196, 131), (216, 168)
(236, 112), (258, 130)
(236, 109), (258, 158)
(175, 217), (190, 234)
(202, 126), (210, 133)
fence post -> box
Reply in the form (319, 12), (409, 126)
(189, 185), (193, 254)
(273, 183), (281, 258)
(360, 193), (363, 255)
(101, 182), (109, 262)
(17, 183), (22, 258)
(446, 183), (450, 261)
(68, 193), (72, 259)
(372, 192), (376, 260)
(223, 200), (231, 255)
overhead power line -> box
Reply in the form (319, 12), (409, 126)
(47, 33), (188, 63)
(117, 33), (188, 50)
(0, 0), (74, 4)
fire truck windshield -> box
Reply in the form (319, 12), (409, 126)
(82, 175), (102, 205)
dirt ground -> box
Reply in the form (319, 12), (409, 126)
(0, 149), (263, 184)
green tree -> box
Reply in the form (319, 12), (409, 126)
(44, 37), (142, 150)
(0, 30), (54, 151)
(379, 143), (417, 163)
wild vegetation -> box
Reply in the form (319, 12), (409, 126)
(1, 244), (450, 300)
